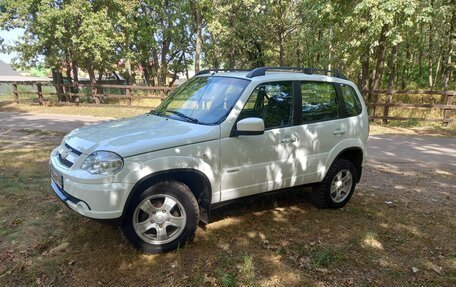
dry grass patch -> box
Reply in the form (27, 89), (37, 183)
(0, 102), (149, 118)
(0, 129), (455, 286)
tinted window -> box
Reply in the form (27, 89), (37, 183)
(155, 76), (249, 125)
(300, 82), (339, 122)
(340, 84), (362, 117)
(239, 82), (293, 129)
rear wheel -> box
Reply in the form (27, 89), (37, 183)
(122, 181), (199, 253)
(311, 159), (357, 209)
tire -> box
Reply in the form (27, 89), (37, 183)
(121, 181), (199, 253)
(311, 158), (357, 209)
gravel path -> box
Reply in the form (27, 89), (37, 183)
(1, 111), (455, 168)
(0, 111), (112, 132)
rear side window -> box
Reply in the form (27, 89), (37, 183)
(300, 82), (339, 122)
(340, 84), (362, 117)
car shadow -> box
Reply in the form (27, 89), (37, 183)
(208, 186), (315, 224)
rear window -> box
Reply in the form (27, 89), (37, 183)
(339, 84), (362, 117)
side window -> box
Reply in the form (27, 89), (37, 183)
(238, 81), (293, 129)
(340, 84), (362, 117)
(300, 82), (339, 122)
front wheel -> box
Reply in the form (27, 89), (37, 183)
(311, 159), (357, 209)
(121, 181), (199, 253)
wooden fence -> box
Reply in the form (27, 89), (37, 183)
(9, 82), (173, 108)
(363, 89), (455, 125)
(4, 82), (456, 125)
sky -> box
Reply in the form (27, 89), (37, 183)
(0, 28), (24, 64)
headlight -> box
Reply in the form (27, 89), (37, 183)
(81, 151), (123, 175)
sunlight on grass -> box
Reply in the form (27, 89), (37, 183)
(363, 231), (384, 250)
(0, 103), (149, 118)
(0, 128), (455, 286)
(240, 254), (255, 286)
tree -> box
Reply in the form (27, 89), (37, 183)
(1, 0), (454, 92)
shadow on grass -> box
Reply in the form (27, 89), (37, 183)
(1, 129), (455, 286)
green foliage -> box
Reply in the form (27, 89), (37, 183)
(0, 0), (454, 90)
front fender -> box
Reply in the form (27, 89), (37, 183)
(122, 155), (219, 201)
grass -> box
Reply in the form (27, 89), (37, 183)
(0, 102), (150, 118)
(0, 97), (455, 286)
(369, 121), (456, 137)
(0, 128), (455, 286)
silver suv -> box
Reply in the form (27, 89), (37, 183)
(50, 67), (369, 253)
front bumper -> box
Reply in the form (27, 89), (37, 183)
(50, 178), (131, 219)
(50, 150), (134, 219)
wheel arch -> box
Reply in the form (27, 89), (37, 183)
(333, 147), (364, 183)
(121, 168), (212, 224)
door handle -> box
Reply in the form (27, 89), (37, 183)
(333, 129), (346, 136)
(281, 137), (297, 144)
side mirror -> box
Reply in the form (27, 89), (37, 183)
(233, 117), (264, 136)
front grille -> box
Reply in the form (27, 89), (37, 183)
(65, 143), (82, 156)
(58, 153), (73, 168)
(57, 143), (82, 168)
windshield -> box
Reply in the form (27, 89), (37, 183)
(154, 76), (250, 125)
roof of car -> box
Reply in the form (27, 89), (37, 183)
(196, 69), (354, 85)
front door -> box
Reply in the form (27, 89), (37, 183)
(220, 81), (298, 201)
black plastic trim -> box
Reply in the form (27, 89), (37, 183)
(120, 168), (212, 223)
(50, 178), (92, 210)
(334, 82), (347, 118)
(246, 66), (347, 80)
(195, 69), (251, 76)
(210, 182), (316, 210)
(58, 153), (73, 168)
(65, 143), (82, 156)
(231, 130), (264, 137)
(333, 147), (364, 183)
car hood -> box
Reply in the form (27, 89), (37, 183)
(64, 114), (220, 157)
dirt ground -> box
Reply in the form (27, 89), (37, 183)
(0, 128), (455, 287)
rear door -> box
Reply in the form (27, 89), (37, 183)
(291, 81), (346, 184)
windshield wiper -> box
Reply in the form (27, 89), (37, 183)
(166, 110), (199, 124)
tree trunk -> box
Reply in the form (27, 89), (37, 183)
(368, 24), (388, 117)
(328, 27), (333, 71)
(316, 30), (322, 63)
(442, 2), (455, 92)
(96, 71), (104, 101)
(428, 0), (434, 88)
(159, 38), (170, 86)
(169, 52), (184, 87)
(228, 39), (236, 68)
(383, 45), (398, 124)
(52, 68), (65, 102)
(87, 67), (99, 104)
(124, 59), (133, 85)
(143, 64), (152, 86)
(372, 25), (388, 91)
(65, 63), (72, 102)
(418, 23), (423, 79)
(194, 9), (202, 73)
(71, 62), (79, 104)
(387, 46), (398, 90)
(359, 46), (370, 93)
(279, 35), (285, 66)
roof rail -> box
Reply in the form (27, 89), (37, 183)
(246, 66), (347, 80)
(195, 69), (251, 76)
